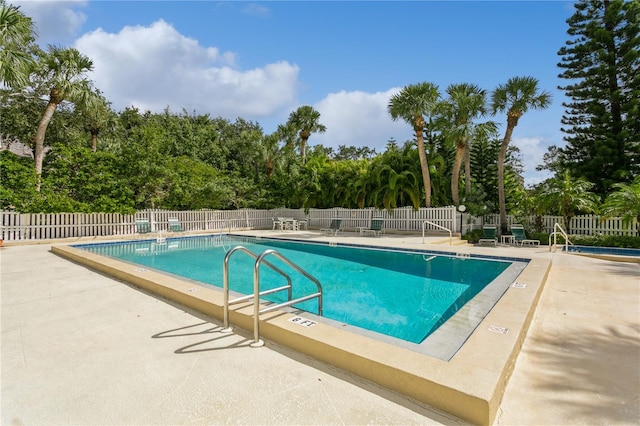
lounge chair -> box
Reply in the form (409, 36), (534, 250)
(135, 219), (151, 234)
(168, 218), (184, 232)
(478, 225), (497, 246)
(320, 218), (342, 235)
(510, 224), (540, 246)
(363, 218), (385, 237)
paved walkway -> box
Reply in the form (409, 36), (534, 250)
(496, 252), (639, 425)
(1, 240), (639, 425)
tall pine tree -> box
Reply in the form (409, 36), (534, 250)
(556, 0), (639, 196)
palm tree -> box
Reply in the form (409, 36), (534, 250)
(388, 82), (440, 207)
(259, 133), (284, 178)
(32, 46), (97, 189)
(302, 156), (338, 209)
(440, 83), (490, 206)
(286, 105), (326, 162)
(349, 159), (373, 208)
(0, 1), (36, 88)
(491, 76), (552, 233)
(276, 123), (297, 151)
(538, 170), (599, 233)
(77, 90), (117, 152)
(374, 165), (421, 211)
(600, 180), (640, 236)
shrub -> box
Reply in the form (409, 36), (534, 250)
(462, 229), (484, 244)
(530, 232), (550, 245)
(570, 234), (640, 249)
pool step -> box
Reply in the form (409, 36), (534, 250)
(430, 236), (469, 246)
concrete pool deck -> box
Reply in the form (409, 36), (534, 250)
(1, 231), (639, 425)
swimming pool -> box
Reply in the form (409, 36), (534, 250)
(75, 234), (527, 357)
(54, 232), (548, 425)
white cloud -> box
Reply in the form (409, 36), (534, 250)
(74, 20), (300, 118)
(241, 3), (271, 18)
(11, 0), (87, 45)
(311, 88), (414, 153)
(512, 137), (552, 186)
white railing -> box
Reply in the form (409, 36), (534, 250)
(422, 220), (452, 245)
(549, 223), (573, 253)
(0, 207), (457, 242)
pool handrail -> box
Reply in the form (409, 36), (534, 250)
(549, 223), (573, 252)
(222, 245), (323, 347)
(252, 249), (323, 347)
(222, 246), (293, 331)
(422, 220), (452, 245)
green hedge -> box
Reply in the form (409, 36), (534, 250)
(568, 234), (640, 249)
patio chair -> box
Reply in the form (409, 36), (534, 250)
(135, 219), (151, 234)
(511, 224), (540, 246)
(478, 225), (497, 246)
(363, 218), (385, 237)
(297, 218), (309, 230)
(168, 218), (184, 232)
(272, 217), (283, 230)
(320, 218), (342, 236)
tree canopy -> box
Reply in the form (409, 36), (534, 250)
(556, 0), (640, 195)
(0, 0), (637, 240)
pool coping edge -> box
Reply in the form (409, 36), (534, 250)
(51, 241), (551, 426)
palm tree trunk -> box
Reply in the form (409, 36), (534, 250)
(265, 155), (274, 177)
(33, 101), (58, 191)
(300, 136), (308, 163)
(91, 132), (98, 152)
(451, 144), (464, 206)
(464, 146), (471, 195)
(498, 124), (516, 235)
(416, 133), (431, 207)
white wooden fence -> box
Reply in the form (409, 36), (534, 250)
(463, 213), (638, 236)
(0, 207), (457, 242)
(1, 207), (636, 241)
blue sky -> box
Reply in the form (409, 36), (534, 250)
(13, 0), (576, 186)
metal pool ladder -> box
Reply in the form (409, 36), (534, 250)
(222, 246), (323, 347)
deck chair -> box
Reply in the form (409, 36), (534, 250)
(135, 219), (151, 234)
(363, 218), (385, 237)
(511, 224), (540, 246)
(168, 218), (184, 232)
(478, 225), (497, 246)
(320, 218), (342, 235)
(296, 218), (308, 230)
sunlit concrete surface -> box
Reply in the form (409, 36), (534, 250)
(495, 251), (640, 425)
(1, 230), (638, 425)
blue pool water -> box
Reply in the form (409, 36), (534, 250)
(567, 245), (640, 257)
(76, 235), (514, 344)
